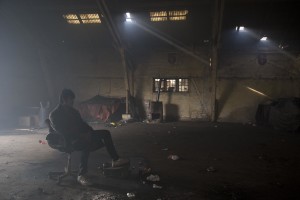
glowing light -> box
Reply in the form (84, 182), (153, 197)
(236, 26), (245, 31)
(260, 36), (268, 41)
(150, 11), (167, 17)
(63, 13), (101, 24)
(82, 19), (101, 24)
(80, 14), (99, 19)
(125, 12), (133, 22)
(63, 14), (78, 20)
(80, 14), (101, 24)
(63, 14), (80, 24)
(67, 20), (80, 24)
(169, 10), (188, 16)
(246, 87), (269, 97)
(150, 10), (188, 22)
(151, 17), (168, 22)
(170, 16), (186, 21)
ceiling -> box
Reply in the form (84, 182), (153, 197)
(0, 0), (299, 51)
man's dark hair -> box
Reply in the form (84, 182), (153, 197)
(59, 89), (75, 104)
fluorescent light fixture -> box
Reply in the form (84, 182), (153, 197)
(246, 86), (269, 97)
(260, 37), (267, 41)
(235, 26), (238, 31)
(126, 18), (132, 22)
(126, 12), (131, 18)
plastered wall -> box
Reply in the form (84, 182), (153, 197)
(1, 20), (300, 125)
(133, 50), (300, 122)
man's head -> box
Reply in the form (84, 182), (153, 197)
(59, 89), (75, 107)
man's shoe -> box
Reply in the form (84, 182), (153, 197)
(112, 158), (130, 168)
(77, 175), (93, 186)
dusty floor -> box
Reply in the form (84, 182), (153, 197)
(0, 122), (299, 200)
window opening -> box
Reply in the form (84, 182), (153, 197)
(179, 78), (189, 92)
(63, 14), (80, 24)
(80, 14), (101, 24)
(63, 13), (101, 24)
(150, 10), (188, 22)
(153, 78), (189, 92)
(150, 11), (168, 22)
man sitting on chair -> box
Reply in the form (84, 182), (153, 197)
(49, 89), (129, 186)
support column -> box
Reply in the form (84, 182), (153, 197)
(211, 0), (224, 122)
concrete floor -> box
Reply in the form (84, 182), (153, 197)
(0, 122), (299, 200)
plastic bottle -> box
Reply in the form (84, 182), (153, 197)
(168, 155), (180, 160)
(39, 140), (47, 144)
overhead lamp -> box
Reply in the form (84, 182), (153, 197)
(260, 36), (267, 41)
(125, 12), (132, 22)
(236, 26), (245, 31)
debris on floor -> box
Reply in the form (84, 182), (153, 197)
(206, 166), (217, 172)
(1, 122), (299, 200)
(153, 184), (163, 189)
(146, 174), (160, 182)
(126, 192), (136, 198)
(168, 154), (180, 160)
